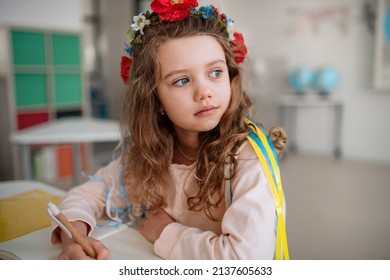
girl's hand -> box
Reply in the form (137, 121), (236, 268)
(58, 236), (110, 260)
(57, 220), (110, 260)
(138, 209), (175, 243)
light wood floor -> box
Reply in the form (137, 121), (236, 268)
(279, 153), (390, 259)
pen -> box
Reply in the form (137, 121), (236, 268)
(47, 202), (96, 259)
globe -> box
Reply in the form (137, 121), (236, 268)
(288, 67), (314, 94)
(314, 67), (339, 95)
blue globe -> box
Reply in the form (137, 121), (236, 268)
(288, 67), (314, 94)
(314, 67), (339, 95)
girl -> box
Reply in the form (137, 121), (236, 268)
(50, 0), (288, 260)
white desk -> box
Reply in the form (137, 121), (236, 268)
(0, 180), (160, 260)
(10, 117), (121, 185)
(278, 94), (343, 157)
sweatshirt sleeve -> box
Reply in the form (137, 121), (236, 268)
(154, 142), (277, 259)
(50, 158), (124, 245)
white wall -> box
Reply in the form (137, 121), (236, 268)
(98, 0), (134, 119)
(0, 0), (83, 30)
(200, 0), (390, 164)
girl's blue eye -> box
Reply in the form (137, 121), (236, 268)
(173, 77), (189, 86)
(210, 69), (222, 78)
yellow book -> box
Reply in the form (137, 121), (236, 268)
(0, 189), (61, 242)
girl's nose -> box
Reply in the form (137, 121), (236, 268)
(193, 83), (213, 102)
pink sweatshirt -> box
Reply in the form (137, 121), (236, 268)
(51, 141), (276, 259)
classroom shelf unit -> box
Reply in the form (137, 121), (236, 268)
(0, 26), (90, 185)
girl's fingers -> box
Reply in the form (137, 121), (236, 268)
(58, 237), (110, 260)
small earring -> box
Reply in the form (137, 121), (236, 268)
(160, 111), (165, 115)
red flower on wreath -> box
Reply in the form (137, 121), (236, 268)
(151, 0), (198, 22)
(231, 32), (247, 64)
(120, 56), (132, 84)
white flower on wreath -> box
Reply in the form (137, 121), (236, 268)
(226, 18), (235, 41)
(131, 13), (150, 35)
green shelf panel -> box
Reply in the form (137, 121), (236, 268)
(14, 74), (47, 107)
(12, 31), (46, 65)
(54, 74), (82, 106)
(52, 34), (81, 65)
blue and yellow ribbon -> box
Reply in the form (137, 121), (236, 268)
(245, 118), (290, 260)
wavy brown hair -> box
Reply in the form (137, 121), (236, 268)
(120, 12), (252, 220)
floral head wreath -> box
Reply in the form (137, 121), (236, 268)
(120, 0), (248, 84)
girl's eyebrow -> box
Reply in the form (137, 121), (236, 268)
(162, 59), (226, 81)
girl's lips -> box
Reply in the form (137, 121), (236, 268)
(194, 106), (218, 117)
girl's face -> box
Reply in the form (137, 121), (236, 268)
(156, 35), (231, 139)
